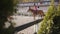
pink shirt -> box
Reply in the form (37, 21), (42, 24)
(34, 6), (37, 10)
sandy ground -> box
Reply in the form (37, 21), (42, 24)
(12, 15), (41, 27)
(11, 15), (41, 34)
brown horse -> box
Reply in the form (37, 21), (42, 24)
(27, 8), (45, 20)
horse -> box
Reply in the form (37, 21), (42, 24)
(27, 8), (45, 20)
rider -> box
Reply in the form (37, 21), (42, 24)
(34, 3), (38, 11)
(34, 0), (43, 10)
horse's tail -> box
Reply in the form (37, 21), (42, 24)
(39, 10), (45, 16)
(40, 12), (45, 17)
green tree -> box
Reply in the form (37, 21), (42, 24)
(38, 0), (57, 34)
(51, 0), (60, 34)
(0, 0), (18, 34)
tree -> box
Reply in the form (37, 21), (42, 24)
(0, 0), (18, 34)
(51, 0), (60, 34)
(38, 0), (57, 34)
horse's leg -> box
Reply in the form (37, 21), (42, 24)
(34, 15), (35, 20)
(39, 13), (42, 19)
(41, 15), (43, 18)
(32, 13), (36, 20)
(40, 13), (44, 19)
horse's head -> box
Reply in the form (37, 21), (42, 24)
(27, 7), (32, 12)
(27, 8), (30, 12)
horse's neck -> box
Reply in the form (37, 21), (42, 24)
(29, 9), (34, 11)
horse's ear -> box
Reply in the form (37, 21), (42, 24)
(29, 6), (31, 9)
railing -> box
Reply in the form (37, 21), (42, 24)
(14, 19), (43, 32)
(14, 19), (43, 34)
